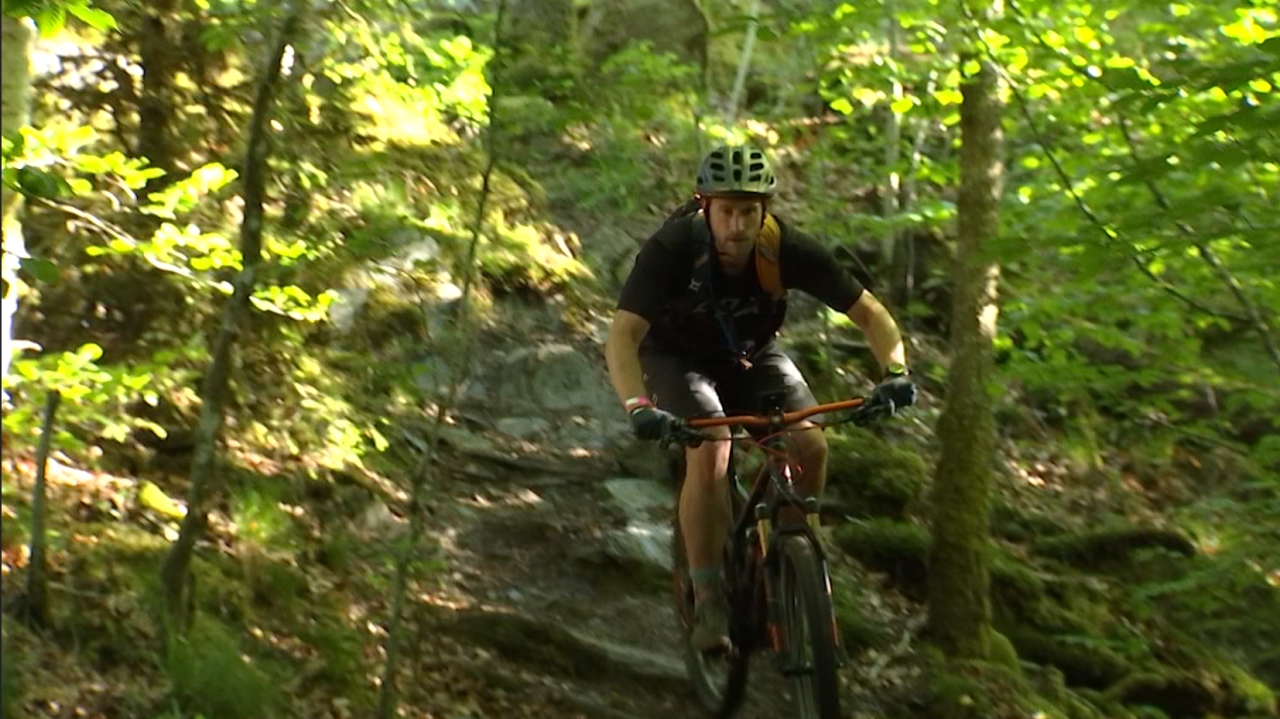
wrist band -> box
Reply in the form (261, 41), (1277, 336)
(624, 396), (651, 412)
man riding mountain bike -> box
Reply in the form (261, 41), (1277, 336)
(604, 144), (917, 653)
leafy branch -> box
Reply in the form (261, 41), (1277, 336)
(998, 2), (1280, 369)
(1118, 117), (1280, 370)
(157, 0), (303, 634)
(968, 18), (1249, 325)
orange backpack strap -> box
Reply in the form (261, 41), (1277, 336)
(755, 214), (785, 300)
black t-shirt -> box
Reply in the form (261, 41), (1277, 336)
(617, 214), (865, 362)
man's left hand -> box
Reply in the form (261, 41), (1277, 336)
(872, 374), (917, 414)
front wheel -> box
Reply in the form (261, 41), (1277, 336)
(776, 534), (842, 719)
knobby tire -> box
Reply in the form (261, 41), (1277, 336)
(776, 534), (842, 719)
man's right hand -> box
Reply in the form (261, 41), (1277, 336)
(630, 405), (678, 441)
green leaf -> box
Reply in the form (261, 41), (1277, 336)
(33, 3), (65, 35)
(16, 167), (61, 199)
(830, 97), (853, 115)
(1, 0), (44, 20)
(19, 257), (59, 283)
(65, 1), (116, 30)
(139, 480), (186, 519)
(73, 154), (109, 174)
(77, 343), (104, 362)
(933, 88), (963, 105)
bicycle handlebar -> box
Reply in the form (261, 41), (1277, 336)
(685, 397), (868, 429)
(662, 394), (894, 449)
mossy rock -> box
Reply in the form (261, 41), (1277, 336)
(1105, 671), (1218, 719)
(833, 519), (931, 599)
(988, 628), (1021, 674)
(920, 655), (1074, 719)
(1147, 626), (1278, 716)
(990, 500), (1070, 542)
(442, 609), (621, 680)
(1003, 625), (1133, 690)
(831, 571), (897, 653)
(1032, 526), (1196, 570)
(990, 551), (1048, 619)
(828, 429), (930, 519)
(834, 520), (1051, 613)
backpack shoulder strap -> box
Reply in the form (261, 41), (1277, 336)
(755, 213), (785, 300)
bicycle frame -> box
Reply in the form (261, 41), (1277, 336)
(687, 397), (867, 656)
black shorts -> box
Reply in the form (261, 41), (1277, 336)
(639, 342), (820, 421)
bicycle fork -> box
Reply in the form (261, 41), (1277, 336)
(757, 498), (847, 669)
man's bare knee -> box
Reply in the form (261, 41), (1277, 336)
(686, 425), (732, 481)
(792, 425), (827, 462)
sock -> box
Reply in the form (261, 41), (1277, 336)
(690, 567), (724, 601)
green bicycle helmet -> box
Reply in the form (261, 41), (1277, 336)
(695, 144), (778, 198)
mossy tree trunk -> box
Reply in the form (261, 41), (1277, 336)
(926, 54), (1004, 659)
(157, 4), (302, 635)
(1, 15), (34, 389)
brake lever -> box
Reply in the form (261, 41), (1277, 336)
(667, 421), (712, 449)
(851, 398), (894, 426)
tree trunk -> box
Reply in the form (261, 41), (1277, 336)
(375, 1), (507, 713)
(21, 391), (60, 628)
(926, 56), (1004, 659)
(157, 4), (302, 634)
(1, 15), (34, 390)
(726, 0), (762, 125)
(880, 0), (902, 292)
(137, 0), (178, 191)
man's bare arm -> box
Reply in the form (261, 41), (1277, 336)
(605, 309), (652, 406)
(847, 291), (907, 372)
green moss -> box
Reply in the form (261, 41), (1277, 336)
(1033, 527), (1196, 569)
(0, 631), (22, 719)
(924, 668), (993, 719)
(835, 520), (1050, 617)
(1003, 625), (1132, 689)
(1073, 688), (1138, 719)
(987, 628), (1021, 674)
(289, 612), (370, 702)
(1104, 670), (1216, 718)
(990, 500), (1069, 542)
(163, 617), (284, 719)
(832, 572), (896, 653)
(1219, 663), (1277, 715)
(833, 519), (931, 599)
(990, 551), (1048, 619)
(828, 429), (930, 519)
(922, 656), (1073, 719)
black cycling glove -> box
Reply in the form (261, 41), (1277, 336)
(871, 366), (917, 414)
(630, 405), (678, 441)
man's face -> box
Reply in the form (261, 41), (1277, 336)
(707, 197), (764, 275)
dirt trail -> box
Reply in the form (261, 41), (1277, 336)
(400, 438), (904, 719)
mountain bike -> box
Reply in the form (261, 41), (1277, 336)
(667, 392), (895, 719)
